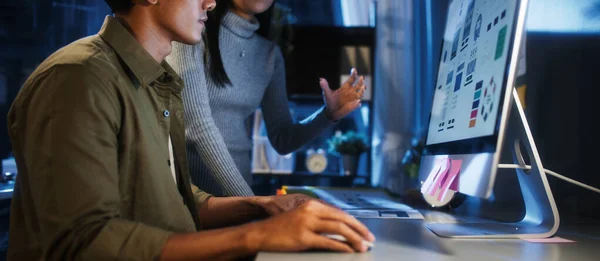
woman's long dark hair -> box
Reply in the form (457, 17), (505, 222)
(204, 0), (273, 87)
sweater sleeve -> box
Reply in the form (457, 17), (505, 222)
(260, 47), (334, 155)
(166, 42), (254, 197)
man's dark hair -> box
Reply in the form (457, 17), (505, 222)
(104, 0), (135, 14)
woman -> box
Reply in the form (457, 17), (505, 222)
(166, 0), (366, 196)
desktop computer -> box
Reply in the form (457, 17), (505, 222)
(418, 0), (559, 238)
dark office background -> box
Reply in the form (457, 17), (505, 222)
(0, 0), (111, 159)
(0, 0), (599, 259)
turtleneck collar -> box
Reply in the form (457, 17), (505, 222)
(220, 10), (260, 39)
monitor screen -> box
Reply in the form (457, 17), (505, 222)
(426, 0), (519, 147)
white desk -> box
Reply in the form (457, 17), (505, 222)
(257, 210), (600, 261)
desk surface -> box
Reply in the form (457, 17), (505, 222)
(0, 183), (13, 200)
(256, 213), (600, 261)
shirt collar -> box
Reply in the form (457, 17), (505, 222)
(98, 16), (182, 89)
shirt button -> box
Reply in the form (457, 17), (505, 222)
(163, 110), (170, 117)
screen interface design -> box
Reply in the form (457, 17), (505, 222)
(426, 0), (518, 146)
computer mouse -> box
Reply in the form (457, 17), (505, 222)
(322, 234), (374, 251)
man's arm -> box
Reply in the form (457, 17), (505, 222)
(191, 184), (266, 228)
(167, 42), (254, 196)
(18, 65), (173, 261)
(191, 184), (331, 229)
(197, 196), (268, 229)
(160, 224), (255, 261)
(160, 200), (377, 261)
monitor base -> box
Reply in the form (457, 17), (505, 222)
(425, 89), (560, 239)
(427, 221), (553, 238)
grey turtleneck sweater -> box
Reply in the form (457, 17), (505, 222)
(166, 11), (333, 196)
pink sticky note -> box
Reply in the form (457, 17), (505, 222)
(421, 158), (463, 204)
(421, 158), (443, 194)
(436, 159), (462, 201)
(422, 158), (450, 196)
(429, 161), (449, 197)
(447, 159), (461, 191)
(521, 237), (575, 243)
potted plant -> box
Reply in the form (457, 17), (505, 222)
(399, 138), (425, 192)
(327, 131), (369, 176)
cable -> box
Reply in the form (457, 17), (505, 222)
(544, 168), (600, 194)
(498, 164), (600, 195)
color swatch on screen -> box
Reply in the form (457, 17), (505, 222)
(481, 77), (496, 121)
(495, 25), (508, 60)
(469, 80), (484, 128)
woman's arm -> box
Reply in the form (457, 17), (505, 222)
(260, 47), (334, 155)
(166, 42), (254, 196)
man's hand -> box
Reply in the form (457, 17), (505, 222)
(254, 194), (321, 216)
(320, 68), (366, 121)
(248, 200), (375, 253)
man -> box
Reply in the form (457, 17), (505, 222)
(6, 0), (375, 260)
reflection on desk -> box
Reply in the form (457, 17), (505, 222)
(257, 214), (600, 261)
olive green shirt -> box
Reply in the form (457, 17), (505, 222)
(7, 16), (212, 261)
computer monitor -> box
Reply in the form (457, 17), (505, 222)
(418, 0), (559, 238)
(421, 0), (524, 200)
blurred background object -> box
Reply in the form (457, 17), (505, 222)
(1, 1), (599, 259)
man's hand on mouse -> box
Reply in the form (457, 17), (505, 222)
(246, 200), (375, 253)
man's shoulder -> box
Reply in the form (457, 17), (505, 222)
(30, 35), (121, 82)
(15, 35), (126, 111)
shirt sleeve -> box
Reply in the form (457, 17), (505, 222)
(166, 42), (254, 196)
(260, 47), (334, 155)
(18, 65), (173, 261)
(191, 184), (213, 206)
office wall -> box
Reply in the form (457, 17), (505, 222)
(524, 32), (600, 220)
(371, 0), (450, 192)
(0, 0), (110, 158)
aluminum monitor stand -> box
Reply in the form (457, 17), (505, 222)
(426, 90), (560, 238)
